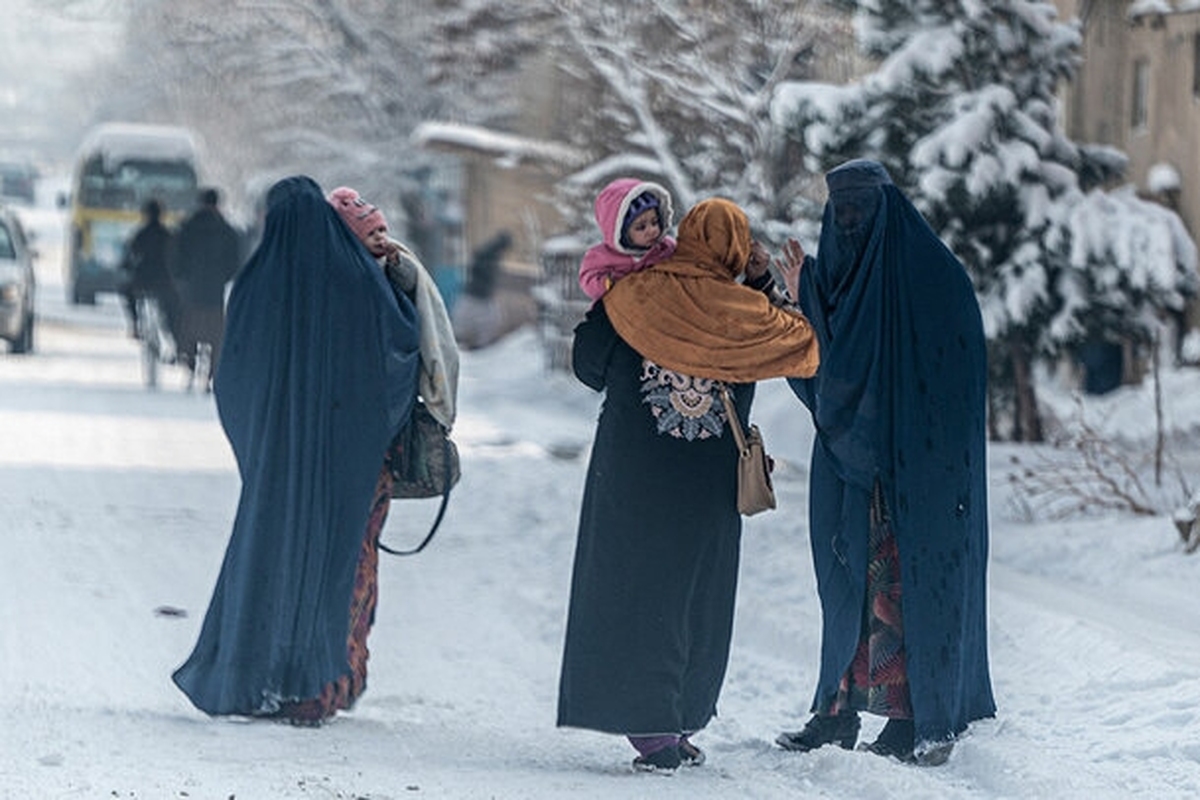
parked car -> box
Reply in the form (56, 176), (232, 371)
(0, 205), (35, 354)
(0, 160), (37, 206)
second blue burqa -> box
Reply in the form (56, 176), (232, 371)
(789, 160), (996, 746)
(173, 176), (420, 716)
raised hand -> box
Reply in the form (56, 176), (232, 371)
(774, 238), (805, 303)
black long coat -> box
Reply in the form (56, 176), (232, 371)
(556, 302), (753, 736)
(124, 220), (175, 294)
(173, 206), (241, 308)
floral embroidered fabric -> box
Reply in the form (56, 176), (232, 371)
(823, 481), (913, 720)
(639, 359), (728, 440)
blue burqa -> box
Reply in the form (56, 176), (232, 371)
(173, 176), (420, 716)
(789, 160), (995, 747)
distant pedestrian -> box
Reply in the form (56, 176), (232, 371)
(119, 198), (183, 344)
(451, 231), (512, 349)
(578, 178), (676, 301)
(172, 187), (241, 390)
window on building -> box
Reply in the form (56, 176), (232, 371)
(1193, 34), (1200, 98)
(1131, 58), (1149, 131)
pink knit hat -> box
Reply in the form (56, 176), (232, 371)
(326, 186), (387, 241)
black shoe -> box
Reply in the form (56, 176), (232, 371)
(632, 745), (682, 773)
(679, 738), (706, 767)
(776, 712), (861, 752)
(861, 718), (916, 763)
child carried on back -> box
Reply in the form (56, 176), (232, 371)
(578, 178), (676, 301)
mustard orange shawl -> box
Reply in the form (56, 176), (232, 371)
(603, 198), (819, 383)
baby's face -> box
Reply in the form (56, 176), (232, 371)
(625, 209), (662, 248)
(362, 224), (391, 258)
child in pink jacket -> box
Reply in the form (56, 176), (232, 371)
(578, 178), (676, 301)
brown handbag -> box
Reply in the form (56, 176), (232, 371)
(719, 386), (777, 516)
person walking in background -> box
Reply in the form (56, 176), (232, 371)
(119, 198), (183, 345)
(557, 198), (820, 772)
(172, 176), (421, 726)
(172, 187), (242, 390)
(326, 185), (459, 432)
(451, 230), (512, 350)
(775, 159), (995, 766)
(578, 178), (676, 301)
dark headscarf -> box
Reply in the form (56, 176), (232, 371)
(173, 175), (420, 716)
(789, 160), (995, 746)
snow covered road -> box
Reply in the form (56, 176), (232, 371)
(3, 205), (1200, 797)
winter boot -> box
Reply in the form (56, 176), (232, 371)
(629, 735), (681, 773)
(679, 737), (706, 767)
(776, 712), (861, 752)
(861, 718), (916, 763)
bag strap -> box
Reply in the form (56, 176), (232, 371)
(378, 435), (453, 556)
(719, 385), (749, 453)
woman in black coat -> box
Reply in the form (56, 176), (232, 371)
(557, 198), (820, 772)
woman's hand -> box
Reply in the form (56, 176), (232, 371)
(745, 240), (771, 281)
(774, 238), (805, 303)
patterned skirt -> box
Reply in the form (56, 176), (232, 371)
(822, 481), (913, 719)
(276, 463), (392, 725)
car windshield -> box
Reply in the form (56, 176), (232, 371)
(78, 156), (198, 212)
(89, 219), (137, 270)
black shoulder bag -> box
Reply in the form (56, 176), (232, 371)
(378, 400), (461, 555)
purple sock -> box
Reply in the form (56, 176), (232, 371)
(628, 734), (680, 757)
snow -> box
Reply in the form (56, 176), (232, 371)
(1128, 0), (1175, 19)
(1148, 163), (1182, 195)
(873, 27), (966, 91)
(411, 121), (586, 169)
(566, 153), (669, 189)
(1067, 186), (1199, 307)
(4, 193), (1200, 799)
(76, 123), (201, 172)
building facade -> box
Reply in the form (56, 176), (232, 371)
(1054, 0), (1200, 325)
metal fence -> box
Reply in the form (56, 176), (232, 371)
(534, 237), (591, 372)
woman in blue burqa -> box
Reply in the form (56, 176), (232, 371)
(173, 175), (421, 725)
(776, 160), (995, 765)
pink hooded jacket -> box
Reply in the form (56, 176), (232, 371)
(578, 178), (676, 301)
